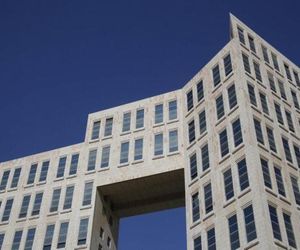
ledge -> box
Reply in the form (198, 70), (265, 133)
(80, 205), (92, 211)
(279, 196), (291, 205)
(244, 240), (259, 250)
(232, 143), (245, 155)
(75, 245), (88, 250)
(219, 154), (230, 165)
(102, 135), (113, 141)
(16, 218), (27, 223)
(118, 163), (130, 168)
(189, 219), (201, 230)
(85, 170), (96, 175)
(47, 211), (59, 217)
(134, 127), (145, 132)
(152, 155), (165, 160)
(132, 159), (144, 165)
(61, 209), (72, 214)
(98, 167), (110, 172)
(187, 140), (196, 150)
(195, 98), (205, 109)
(167, 119), (179, 125)
(227, 105), (239, 117)
(167, 151), (180, 157)
(265, 188), (277, 198)
(53, 177), (64, 182)
(212, 82), (222, 94)
(153, 122), (165, 128)
(36, 180), (47, 186)
(188, 178), (198, 188)
(215, 116), (226, 127)
(89, 138), (99, 144)
(24, 183), (34, 189)
(238, 187), (251, 199)
(200, 168), (211, 179)
(120, 131), (131, 136)
(0, 221), (9, 226)
(223, 198), (236, 208)
(66, 174), (77, 179)
(274, 240), (288, 250)
(223, 72), (234, 83)
(29, 215), (39, 220)
(7, 187), (17, 192)
(203, 212), (214, 222)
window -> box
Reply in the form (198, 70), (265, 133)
(261, 45), (269, 63)
(187, 90), (194, 111)
(10, 168), (21, 188)
(216, 94), (224, 120)
(0, 233), (4, 249)
(56, 157), (66, 178)
(24, 227), (36, 250)
(268, 205), (281, 241)
(39, 160), (50, 182)
(271, 53), (280, 71)
(228, 214), (240, 250)
(290, 176), (300, 206)
(78, 218), (89, 245)
(82, 182), (93, 206)
(122, 112), (131, 132)
(43, 224), (55, 250)
(27, 163), (38, 184)
(248, 35), (256, 53)
(69, 154), (79, 175)
(260, 158), (272, 189)
(253, 61), (262, 82)
(188, 120), (195, 143)
(194, 236), (202, 250)
(19, 194), (31, 218)
(169, 130), (178, 153)
(253, 118), (264, 144)
(154, 133), (163, 156)
(237, 26), (245, 44)
(212, 64), (221, 86)
(120, 141), (129, 163)
(87, 149), (97, 171)
(107, 237), (111, 248)
(224, 168), (234, 200)
(283, 213), (297, 248)
(274, 102), (284, 125)
(91, 121), (100, 140)
(293, 70), (300, 87)
(0, 170), (10, 191)
(243, 204), (257, 242)
(2, 198), (13, 222)
(284, 63), (292, 81)
(192, 193), (200, 222)
(207, 227), (216, 250)
(12, 230), (23, 250)
(134, 138), (143, 161)
(197, 80), (204, 102)
(50, 188), (61, 213)
(190, 153), (197, 180)
(104, 117), (113, 137)
(136, 108), (144, 129)
(232, 118), (243, 147)
(224, 53), (233, 76)
(201, 144), (210, 172)
(274, 166), (286, 196)
(228, 84), (237, 109)
(285, 110), (295, 132)
(204, 183), (213, 213)
(31, 192), (43, 216)
(293, 144), (300, 168)
(247, 83), (257, 106)
(242, 53), (251, 74)
(219, 128), (229, 157)
(63, 185), (74, 210)
(266, 127), (277, 153)
(57, 222), (69, 249)
(259, 92), (269, 115)
(278, 80), (286, 100)
(268, 72), (276, 92)
(291, 90), (300, 109)
(155, 104), (163, 123)
(237, 158), (249, 191)
(199, 109), (206, 134)
(282, 137), (293, 163)
(168, 100), (177, 120)
(101, 146), (110, 168)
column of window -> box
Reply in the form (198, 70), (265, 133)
(237, 158), (250, 191)
(291, 90), (300, 109)
(190, 153), (197, 181)
(199, 109), (206, 135)
(154, 134), (163, 156)
(27, 163), (38, 184)
(120, 141), (130, 164)
(293, 144), (300, 168)
(104, 117), (113, 137)
(168, 100), (177, 120)
(266, 126), (277, 153)
(274, 166), (286, 197)
(242, 53), (251, 74)
(248, 35), (256, 53)
(101, 146), (110, 168)
(278, 80), (287, 100)
(261, 45), (270, 64)
(271, 53), (280, 71)
(204, 183), (213, 214)
(10, 168), (21, 189)
(0, 234), (4, 249)
(247, 83), (257, 106)
(219, 128), (229, 157)
(69, 154), (79, 175)
(91, 121), (100, 140)
(155, 104), (164, 123)
(253, 61), (262, 82)
(56, 157), (66, 178)
(268, 204), (282, 241)
(122, 112), (131, 132)
(57, 222), (69, 249)
(12, 230), (23, 249)
(19, 194), (31, 218)
(2, 198), (14, 222)
(223, 168), (234, 200)
(197, 80), (204, 102)
(232, 118), (243, 147)
(283, 213), (297, 248)
(212, 64), (221, 87)
(282, 137), (293, 163)
(267, 72), (276, 92)
(207, 227), (216, 250)
(192, 193), (200, 222)
(194, 236), (201, 250)
(0, 170), (10, 191)
(228, 84), (237, 109)
(284, 63), (292, 81)
(216, 94), (224, 120)
(63, 185), (74, 210)
(87, 149), (97, 171)
(43, 224), (55, 250)
(187, 90), (194, 112)
(50, 188), (61, 213)
(31, 192), (43, 216)
(274, 102), (284, 125)
(290, 176), (300, 206)
(293, 70), (300, 87)
(237, 26), (245, 44)
(260, 158), (272, 189)
(201, 144), (209, 172)
(136, 109), (144, 129)
(39, 161), (50, 182)
(169, 130), (178, 153)
(24, 227), (36, 250)
(243, 204), (257, 242)
(188, 120), (195, 144)
(259, 92), (269, 115)
(228, 214), (240, 250)
(134, 139), (143, 161)
(285, 110), (295, 132)
(78, 218), (89, 246)
(224, 53), (233, 76)
(253, 118), (264, 144)
(82, 182), (93, 206)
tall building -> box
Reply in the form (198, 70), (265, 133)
(0, 14), (299, 250)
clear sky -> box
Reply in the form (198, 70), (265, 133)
(0, 0), (299, 249)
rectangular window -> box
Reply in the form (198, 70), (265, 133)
(247, 83), (257, 106)
(274, 102), (284, 125)
(232, 119), (243, 147)
(291, 90), (300, 109)
(104, 117), (113, 137)
(248, 35), (256, 53)
(91, 121), (100, 140)
(0, 233), (4, 249)
(268, 72), (276, 92)
(31, 192), (43, 216)
(259, 92), (269, 115)
(242, 53), (251, 74)
(212, 64), (221, 86)
(268, 205), (282, 241)
(237, 26), (245, 44)
(39, 160), (50, 182)
(253, 61), (262, 82)
(199, 109), (206, 134)
(87, 149), (97, 171)
(192, 193), (200, 222)
(56, 157), (66, 178)
(187, 90), (194, 111)
(224, 53), (233, 76)
(188, 120), (195, 143)
(278, 80), (287, 100)
(120, 141), (130, 163)
(168, 100), (177, 120)
(19, 194), (31, 218)
(194, 236), (202, 250)
(253, 118), (264, 144)
(228, 84), (237, 109)
(293, 144), (300, 168)
(82, 182), (93, 206)
(134, 138), (143, 161)
(10, 168), (21, 189)
(50, 188), (61, 213)
(285, 110), (295, 132)
(261, 45), (269, 63)
(204, 183), (213, 214)
(207, 227), (216, 250)
(201, 144), (210, 172)
(293, 70), (300, 87)
(12, 230), (23, 250)
(27, 163), (38, 184)
(2, 198), (13, 222)
(0, 170), (10, 191)
(43, 224), (55, 250)
(290, 176), (300, 206)
(190, 153), (197, 180)
(271, 53), (280, 71)
(122, 112), (131, 132)
(260, 158), (272, 189)
(101, 146), (110, 168)
(136, 109), (144, 129)
(274, 166), (286, 196)
(216, 94), (224, 120)
(154, 133), (163, 156)
(69, 154), (79, 175)
(24, 227), (36, 250)
(283, 213), (297, 248)
(243, 204), (257, 242)
(78, 218), (89, 246)
(228, 214), (240, 250)
(57, 222), (69, 249)
(63, 185), (74, 210)
(197, 80), (204, 102)
(266, 127), (277, 153)
(155, 104), (164, 123)
(169, 130), (178, 153)
(282, 137), (293, 163)
(284, 63), (292, 81)
(219, 128), (229, 157)
(224, 168), (234, 200)
(238, 158), (249, 191)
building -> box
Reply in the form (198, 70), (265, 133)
(0, 14), (299, 250)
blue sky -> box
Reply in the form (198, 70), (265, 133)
(0, 0), (299, 249)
